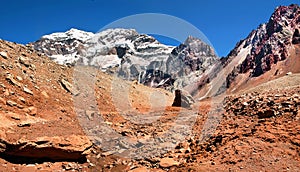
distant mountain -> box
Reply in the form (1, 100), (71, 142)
(31, 28), (218, 90)
(32, 28), (94, 64)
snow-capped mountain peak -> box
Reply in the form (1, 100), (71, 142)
(31, 28), (219, 89)
(41, 28), (94, 42)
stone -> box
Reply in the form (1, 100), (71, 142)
(101, 151), (114, 156)
(6, 100), (17, 107)
(0, 52), (8, 59)
(172, 89), (195, 108)
(41, 91), (49, 99)
(258, 110), (275, 118)
(0, 97), (5, 104)
(17, 122), (31, 127)
(24, 106), (38, 116)
(159, 157), (180, 168)
(0, 142), (6, 152)
(6, 75), (21, 87)
(0, 134), (92, 161)
(16, 76), (23, 81)
(85, 110), (95, 120)
(19, 96), (26, 103)
(60, 78), (79, 95)
(243, 102), (249, 106)
(19, 56), (30, 67)
(23, 87), (33, 95)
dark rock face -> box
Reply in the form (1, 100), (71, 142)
(139, 69), (173, 88)
(247, 5), (299, 77)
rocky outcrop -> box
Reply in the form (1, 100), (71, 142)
(0, 134), (92, 161)
(225, 4), (300, 88)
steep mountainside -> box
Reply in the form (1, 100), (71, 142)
(224, 4), (300, 93)
(0, 39), (175, 171)
(190, 4), (300, 100)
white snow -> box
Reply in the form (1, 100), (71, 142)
(42, 28), (94, 42)
(50, 53), (78, 64)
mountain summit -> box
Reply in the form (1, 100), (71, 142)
(31, 28), (218, 90)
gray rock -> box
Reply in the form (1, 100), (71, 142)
(60, 78), (79, 95)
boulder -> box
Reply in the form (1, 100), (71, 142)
(159, 157), (179, 168)
(0, 134), (92, 161)
(172, 89), (195, 108)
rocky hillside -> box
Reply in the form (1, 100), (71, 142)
(0, 39), (176, 171)
(3, 37), (300, 172)
(188, 4), (300, 100)
(224, 4), (300, 92)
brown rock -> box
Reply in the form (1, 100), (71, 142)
(258, 110), (275, 118)
(172, 89), (194, 108)
(23, 106), (38, 116)
(0, 97), (5, 104)
(159, 158), (179, 168)
(6, 75), (21, 87)
(23, 87), (33, 95)
(16, 76), (23, 81)
(41, 91), (49, 99)
(19, 56), (30, 67)
(0, 135), (92, 161)
(19, 96), (26, 103)
(60, 78), (79, 95)
(6, 100), (17, 107)
(0, 142), (6, 152)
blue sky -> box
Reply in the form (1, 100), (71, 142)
(0, 0), (298, 57)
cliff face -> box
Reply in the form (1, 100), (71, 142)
(224, 4), (300, 91)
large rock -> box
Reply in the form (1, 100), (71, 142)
(0, 111), (92, 161)
(159, 157), (179, 168)
(0, 134), (92, 161)
(172, 89), (195, 108)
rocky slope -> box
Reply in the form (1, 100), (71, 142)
(224, 4), (300, 93)
(3, 37), (300, 172)
(187, 4), (300, 100)
(0, 39), (176, 171)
